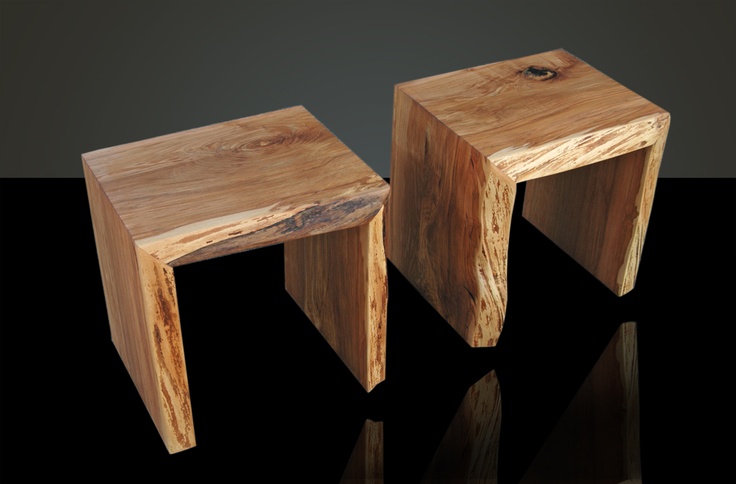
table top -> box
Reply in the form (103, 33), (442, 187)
(397, 49), (670, 182)
(82, 106), (388, 265)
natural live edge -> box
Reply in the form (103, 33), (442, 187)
(136, 247), (195, 452)
(364, 208), (388, 390)
(388, 49), (670, 347)
(492, 112), (669, 182)
(618, 127), (669, 293)
(161, 190), (387, 267)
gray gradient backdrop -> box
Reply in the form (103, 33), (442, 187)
(1, 0), (734, 178)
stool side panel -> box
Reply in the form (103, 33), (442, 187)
(619, 121), (670, 293)
(478, 165), (516, 345)
(82, 160), (164, 438)
(135, 248), (196, 452)
(284, 210), (387, 391)
(387, 89), (513, 346)
(364, 208), (388, 389)
(522, 145), (653, 295)
(84, 159), (196, 453)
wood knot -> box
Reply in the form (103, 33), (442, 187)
(245, 135), (285, 150)
(522, 66), (557, 81)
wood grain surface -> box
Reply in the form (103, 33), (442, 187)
(83, 162), (195, 453)
(388, 49), (669, 345)
(523, 130), (668, 295)
(387, 88), (515, 347)
(397, 49), (669, 182)
(285, 208), (387, 391)
(83, 106), (390, 452)
(522, 322), (641, 482)
(82, 106), (388, 266)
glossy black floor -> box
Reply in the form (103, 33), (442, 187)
(1, 179), (734, 483)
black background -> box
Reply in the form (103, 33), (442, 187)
(1, 178), (734, 483)
(1, 0), (735, 178)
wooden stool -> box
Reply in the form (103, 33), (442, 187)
(387, 49), (670, 347)
(83, 106), (389, 453)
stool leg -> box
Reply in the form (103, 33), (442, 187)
(387, 89), (517, 346)
(284, 208), (387, 391)
(522, 134), (668, 295)
(84, 168), (195, 453)
(135, 249), (195, 453)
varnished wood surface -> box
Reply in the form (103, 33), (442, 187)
(524, 149), (647, 294)
(387, 88), (515, 346)
(522, 323), (641, 482)
(83, 163), (195, 453)
(388, 49), (669, 345)
(136, 249), (194, 451)
(397, 49), (669, 182)
(82, 106), (388, 266)
(285, 208), (387, 391)
(83, 106), (390, 452)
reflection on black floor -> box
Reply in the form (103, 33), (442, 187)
(338, 182), (649, 482)
(341, 321), (641, 483)
(0, 179), (734, 483)
(422, 370), (501, 483)
(342, 420), (383, 483)
(521, 322), (640, 483)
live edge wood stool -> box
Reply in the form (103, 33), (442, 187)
(82, 106), (389, 453)
(387, 49), (670, 347)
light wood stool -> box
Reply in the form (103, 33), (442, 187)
(83, 106), (389, 453)
(387, 49), (670, 347)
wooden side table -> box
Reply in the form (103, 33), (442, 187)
(83, 106), (389, 453)
(387, 49), (670, 347)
